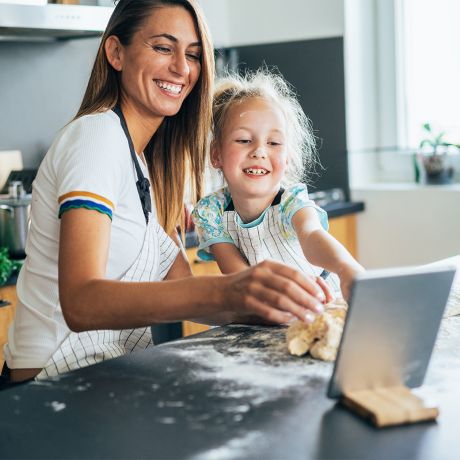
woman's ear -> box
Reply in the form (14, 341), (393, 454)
(210, 142), (223, 169)
(105, 35), (124, 71)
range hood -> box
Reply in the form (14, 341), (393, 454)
(0, 3), (114, 40)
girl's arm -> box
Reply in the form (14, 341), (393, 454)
(58, 209), (327, 332)
(292, 207), (365, 299)
(210, 242), (249, 274)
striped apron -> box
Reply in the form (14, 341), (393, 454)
(223, 198), (341, 294)
(36, 212), (179, 380)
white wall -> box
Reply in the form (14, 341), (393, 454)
(200, 0), (344, 48)
(197, 0), (231, 48)
(352, 184), (460, 268)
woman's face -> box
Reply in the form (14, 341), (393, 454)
(110, 6), (202, 119)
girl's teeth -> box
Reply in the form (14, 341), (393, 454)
(245, 168), (267, 175)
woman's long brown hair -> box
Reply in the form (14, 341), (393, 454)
(75, 0), (214, 235)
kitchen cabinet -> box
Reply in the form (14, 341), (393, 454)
(182, 213), (359, 336)
(0, 284), (17, 368)
(328, 213), (357, 258)
(182, 248), (220, 337)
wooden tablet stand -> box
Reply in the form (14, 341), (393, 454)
(341, 385), (439, 427)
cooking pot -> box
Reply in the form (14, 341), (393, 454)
(0, 187), (31, 258)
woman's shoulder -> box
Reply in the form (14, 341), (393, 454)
(62, 110), (124, 141)
(48, 110), (126, 162)
(41, 110), (129, 183)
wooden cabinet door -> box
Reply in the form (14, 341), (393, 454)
(328, 214), (358, 259)
(0, 285), (17, 368)
(182, 248), (219, 337)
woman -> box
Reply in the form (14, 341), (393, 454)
(2, 0), (331, 385)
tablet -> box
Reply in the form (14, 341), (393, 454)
(327, 265), (456, 399)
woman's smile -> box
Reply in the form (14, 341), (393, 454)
(154, 79), (184, 97)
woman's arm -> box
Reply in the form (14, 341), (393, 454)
(59, 209), (327, 332)
(292, 207), (365, 299)
(210, 242), (249, 274)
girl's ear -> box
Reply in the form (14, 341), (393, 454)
(210, 142), (223, 169)
(105, 35), (124, 71)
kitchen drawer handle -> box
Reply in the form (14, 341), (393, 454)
(0, 299), (12, 308)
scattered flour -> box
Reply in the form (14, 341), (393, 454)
(168, 330), (333, 408)
(190, 431), (264, 460)
(445, 283), (460, 317)
(48, 401), (66, 412)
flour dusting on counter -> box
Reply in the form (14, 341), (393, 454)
(47, 401), (66, 412)
(165, 325), (333, 407)
(190, 431), (264, 460)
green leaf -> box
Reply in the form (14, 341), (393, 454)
(422, 123), (432, 132)
(0, 247), (16, 285)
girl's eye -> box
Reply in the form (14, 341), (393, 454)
(153, 46), (172, 54)
(268, 141), (283, 146)
(236, 139), (251, 144)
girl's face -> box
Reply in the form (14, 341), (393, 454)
(212, 97), (288, 200)
(107, 6), (202, 120)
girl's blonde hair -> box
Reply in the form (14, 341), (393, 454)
(212, 69), (318, 185)
(75, 0), (214, 234)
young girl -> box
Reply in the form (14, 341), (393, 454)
(192, 70), (364, 301)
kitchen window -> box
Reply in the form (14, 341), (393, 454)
(396, 0), (460, 148)
(345, 0), (459, 153)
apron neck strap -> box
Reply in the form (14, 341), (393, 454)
(112, 104), (151, 224)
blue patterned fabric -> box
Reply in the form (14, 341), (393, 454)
(191, 183), (328, 261)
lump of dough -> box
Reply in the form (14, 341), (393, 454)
(309, 314), (344, 361)
(286, 298), (347, 361)
(286, 314), (327, 356)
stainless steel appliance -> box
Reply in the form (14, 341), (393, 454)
(0, 3), (113, 40)
(0, 181), (31, 259)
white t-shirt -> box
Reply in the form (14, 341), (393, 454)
(5, 110), (156, 369)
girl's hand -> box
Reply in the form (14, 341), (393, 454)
(337, 263), (365, 300)
(221, 260), (330, 324)
(315, 275), (335, 304)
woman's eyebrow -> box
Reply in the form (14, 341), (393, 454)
(148, 33), (201, 47)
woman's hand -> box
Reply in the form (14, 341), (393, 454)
(221, 260), (330, 324)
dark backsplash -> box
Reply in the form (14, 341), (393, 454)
(220, 37), (349, 200)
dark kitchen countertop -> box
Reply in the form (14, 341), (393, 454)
(1, 309), (459, 460)
(323, 200), (364, 218)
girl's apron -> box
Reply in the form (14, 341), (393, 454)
(223, 192), (342, 295)
(37, 105), (179, 379)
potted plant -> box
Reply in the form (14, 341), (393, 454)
(417, 123), (460, 185)
(0, 247), (21, 286)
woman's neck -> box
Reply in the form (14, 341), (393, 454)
(230, 189), (279, 224)
(120, 99), (164, 155)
